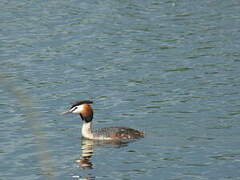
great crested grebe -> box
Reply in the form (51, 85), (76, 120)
(61, 100), (144, 140)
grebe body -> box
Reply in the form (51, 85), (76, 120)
(62, 100), (144, 140)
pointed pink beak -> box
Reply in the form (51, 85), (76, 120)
(61, 110), (71, 115)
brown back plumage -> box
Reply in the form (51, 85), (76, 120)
(93, 127), (144, 140)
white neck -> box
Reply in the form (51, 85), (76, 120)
(81, 122), (94, 139)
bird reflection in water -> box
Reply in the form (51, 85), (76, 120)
(72, 138), (136, 180)
(76, 139), (94, 170)
(76, 138), (132, 170)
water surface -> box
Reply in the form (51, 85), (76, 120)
(1, 0), (240, 179)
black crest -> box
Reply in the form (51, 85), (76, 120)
(71, 100), (93, 109)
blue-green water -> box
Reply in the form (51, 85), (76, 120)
(1, 0), (240, 179)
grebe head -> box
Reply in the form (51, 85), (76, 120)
(62, 100), (93, 123)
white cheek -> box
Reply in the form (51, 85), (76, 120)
(72, 105), (84, 114)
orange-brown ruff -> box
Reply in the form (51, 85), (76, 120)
(62, 100), (144, 140)
(80, 104), (93, 122)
